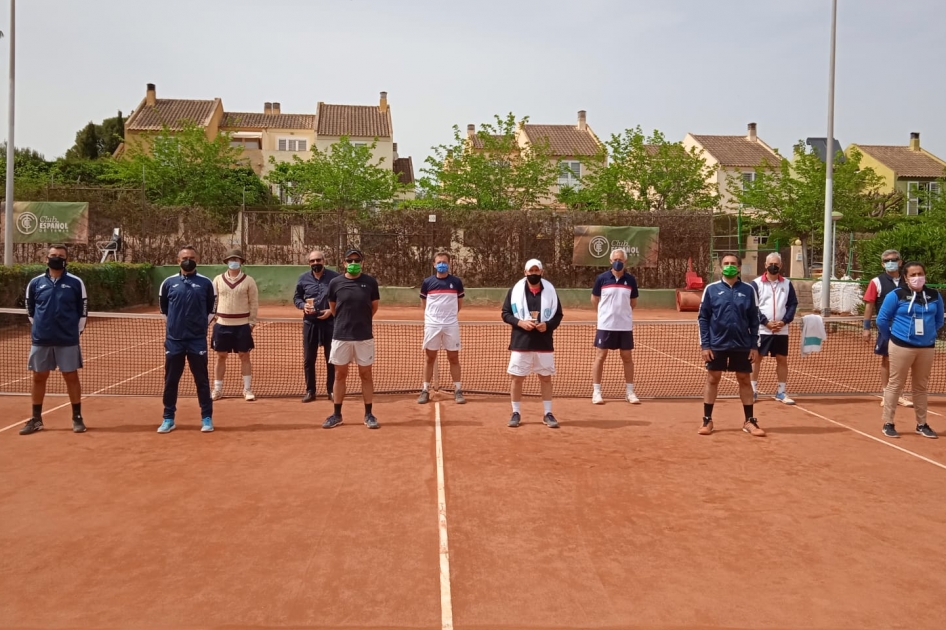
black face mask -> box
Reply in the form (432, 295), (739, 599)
(311, 264), (324, 273)
(180, 259), (197, 273)
(526, 274), (542, 285)
(766, 264), (780, 275)
(47, 256), (66, 271)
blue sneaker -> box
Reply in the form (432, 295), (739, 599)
(201, 417), (214, 432)
(774, 392), (795, 405)
(753, 390), (758, 402)
(157, 418), (175, 434)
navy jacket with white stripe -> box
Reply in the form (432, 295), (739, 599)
(159, 272), (217, 341)
(26, 270), (88, 346)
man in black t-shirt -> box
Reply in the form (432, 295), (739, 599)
(324, 248), (381, 429)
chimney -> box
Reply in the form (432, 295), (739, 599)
(467, 124), (476, 139)
(747, 122), (758, 142)
(577, 110), (587, 131)
(146, 83), (156, 107)
(392, 142), (398, 158)
(273, 102), (281, 115)
(379, 91), (388, 113)
(910, 132), (920, 151)
(264, 102), (272, 115)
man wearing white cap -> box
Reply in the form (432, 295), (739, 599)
(501, 258), (564, 428)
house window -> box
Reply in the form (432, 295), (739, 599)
(558, 161), (582, 189)
(272, 183), (302, 205)
(742, 172), (756, 190)
(278, 138), (308, 152)
(230, 138), (261, 150)
(907, 181), (941, 215)
(351, 142), (368, 149)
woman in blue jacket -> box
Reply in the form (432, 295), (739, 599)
(876, 261), (944, 439)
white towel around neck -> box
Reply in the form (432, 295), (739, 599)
(511, 278), (558, 323)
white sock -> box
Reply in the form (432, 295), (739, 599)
(777, 382), (787, 394)
(543, 400), (553, 414)
(751, 381), (758, 393)
(243, 376), (252, 391)
(511, 401), (521, 413)
(213, 380), (223, 391)
(422, 382), (430, 391)
(626, 383), (635, 395)
(454, 382), (462, 391)
(593, 383), (602, 393)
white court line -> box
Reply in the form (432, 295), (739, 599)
(793, 403), (946, 472)
(0, 363), (164, 434)
(434, 401), (454, 630)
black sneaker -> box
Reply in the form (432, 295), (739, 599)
(322, 414), (343, 429)
(508, 412), (521, 428)
(916, 424), (938, 439)
(19, 417), (43, 435)
(882, 423), (899, 438)
(302, 391), (316, 403)
(364, 413), (380, 429)
(417, 390), (430, 404)
(72, 416), (87, 433)
(543, 413), (559, 429)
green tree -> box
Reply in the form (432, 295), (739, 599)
(66, 111), (124, 160)
(418, 113), (559, 211)
(265, 136), (404, 211)
(732, 143), (896, 276)
(73, 122), (100, 159)
(559, 127), (718, 211)
(108, 122), (269, 206)
(0, 142), (52, 195)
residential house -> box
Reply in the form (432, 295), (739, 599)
(518, 110), (602, 201)
(847, 133), (945, 215)
(683, 123), (782, 212)
(806, 137), (845, 163)
(118, 84), (415, 198)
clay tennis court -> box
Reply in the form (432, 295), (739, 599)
(2, 305), (946, 629)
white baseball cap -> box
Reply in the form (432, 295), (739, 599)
(524, 258), (543, 271)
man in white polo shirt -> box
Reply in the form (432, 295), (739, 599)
(418, 251), (466, 405)
(591, 248), (640, 404)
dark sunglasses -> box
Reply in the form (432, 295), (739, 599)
(883, 258), (899, 263)
(345, 258), (362, 264)
(308, 258), (323, 263)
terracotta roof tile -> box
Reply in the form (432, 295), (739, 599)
(854, 145), (946, 179)
(126, 99), (218, 131)
(469, 134), (508, 150)
(644, 144), (660, 157)
(316, 103), (392, 138)
(690, 135), (781, 167)
(221, 112), (316, 130)
(394, 157), (414, 185)
(522, 124), (601, 156)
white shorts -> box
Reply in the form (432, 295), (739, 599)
(423, 324), (461, 351)
(507, 351), (556, 377)
(329, 339), (375, 366)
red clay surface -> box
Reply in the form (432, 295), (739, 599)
(2, 392), (945, 629)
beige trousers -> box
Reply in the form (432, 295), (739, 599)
(882, 342), (935, 426)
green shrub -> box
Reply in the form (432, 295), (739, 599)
(855, 219), (946, 285)
(0, 263), (153, 310)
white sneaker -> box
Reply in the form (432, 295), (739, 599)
(211, 389), (223, 401)
(626, 392), (641, 405)
(244, 390), (256, 402)
(899, 397), (914, 408)
(592, 390), (604, 405)
(774, 392), (795, 405)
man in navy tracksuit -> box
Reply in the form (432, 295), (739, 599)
(157, 246), (217, 434)
(20, 244), (89, 435)
(697, 252), (765, 437)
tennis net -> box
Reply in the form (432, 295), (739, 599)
(1, 308), (943, 399)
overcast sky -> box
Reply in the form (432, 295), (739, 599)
(1, 0), (943, 170)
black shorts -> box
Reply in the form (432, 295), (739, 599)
(211, 323), (255, 353)
(874, 336), (889, 357)
(758, 335), (789, 357)
(594, 330), (634, 350)
(705, 350), (752, 373)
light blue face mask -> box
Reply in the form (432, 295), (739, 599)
(228, 261), (241, 271)
(884, 261), (899, 273)
(435, 262), (449, 274)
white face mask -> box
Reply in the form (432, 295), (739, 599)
(228, 261), (241, 271)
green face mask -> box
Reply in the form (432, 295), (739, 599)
(346, 262), (362, 275)
(722, 264), (739, 278)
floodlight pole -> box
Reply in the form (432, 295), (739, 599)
(3, 0), (15, 266)
(820, 0), (838, 316)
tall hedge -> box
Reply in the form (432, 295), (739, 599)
(0, 263), (153, 310)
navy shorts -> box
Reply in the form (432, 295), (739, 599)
(594, 330), (634, 350)
(758, 335), (789, 357)
(705, 350), (752, 373)
(874, 335), (889, 357)
(211, 323), (255, 353)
